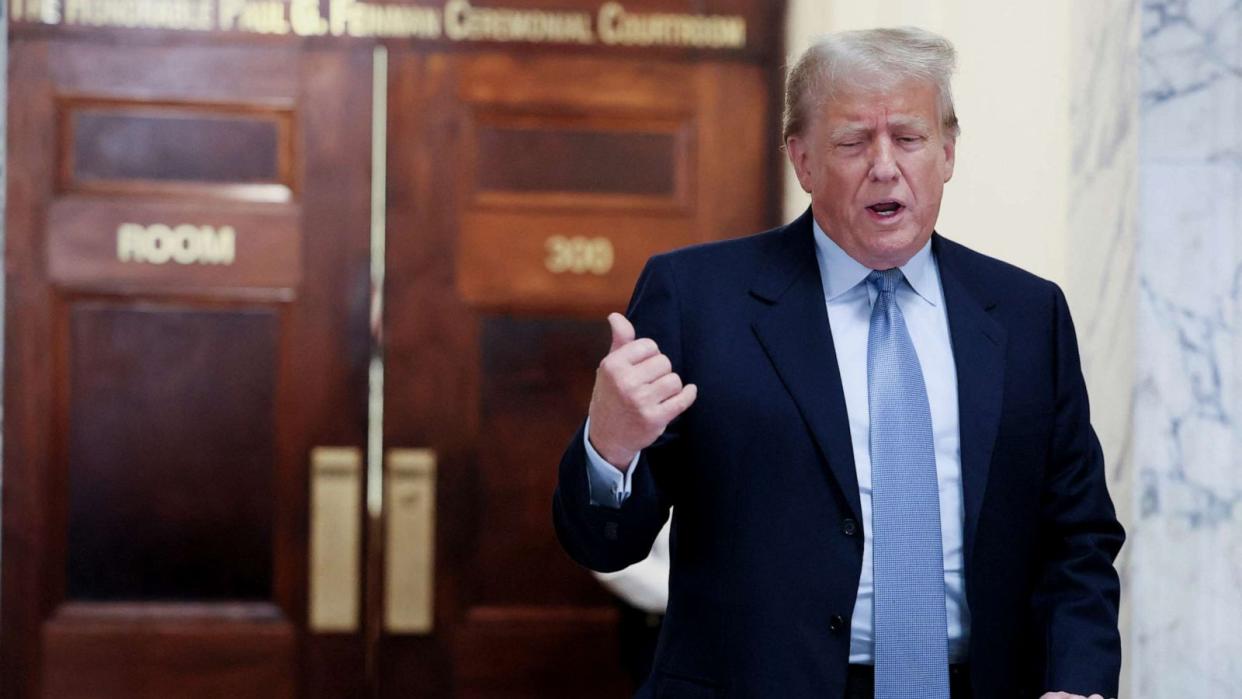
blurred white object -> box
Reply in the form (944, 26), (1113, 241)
(592, 518), (671, 614)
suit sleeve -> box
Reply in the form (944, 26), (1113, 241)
(552, 254), (685, 573)
(1036, 285), (1126, 696)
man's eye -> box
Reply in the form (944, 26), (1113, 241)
(898, 136), (924, 144)
(837, 141), (862, 148)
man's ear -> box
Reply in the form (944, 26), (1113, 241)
(785, 136), (813, 194)
(942, 135), (956, 183)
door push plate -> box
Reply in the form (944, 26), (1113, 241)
(384, 448), (436, 634)
(309, 446), (363, 633)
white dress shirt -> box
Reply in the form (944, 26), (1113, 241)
(592, 519), (671, 615)
(584, 222), (970, 663)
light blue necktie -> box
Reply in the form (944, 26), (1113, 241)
(867, 269), (950, 699)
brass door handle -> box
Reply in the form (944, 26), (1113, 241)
(383, 448), (436, 634)
(308, 446), (363, 633)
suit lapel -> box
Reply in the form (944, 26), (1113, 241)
(749, 213), (863, 522)
(744, 221), (1006, 546)
(934, 235), (1007, 566)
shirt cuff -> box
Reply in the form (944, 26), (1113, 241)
(583, 417), (639, 508)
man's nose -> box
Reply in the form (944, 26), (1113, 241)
(868, 139), (899, 182)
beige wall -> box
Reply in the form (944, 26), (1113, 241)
(782, 0), (1072, 284)
(780, 2), (1136, 517)
(782, 3), (1138, 693)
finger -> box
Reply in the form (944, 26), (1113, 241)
(609, 337), (661, 366)
(653, 383), (697, 423)
(644, 372), (683, 403)
(607, 313), (635, 352)
(629, 352), (673, 385)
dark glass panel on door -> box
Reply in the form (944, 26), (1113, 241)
(66, 304), (278, 600)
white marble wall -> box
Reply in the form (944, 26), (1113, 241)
(1134, 0), (1242, 695)
(1066, 3), (1140, 694)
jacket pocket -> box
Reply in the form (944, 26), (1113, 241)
(655, 672), (718, 699)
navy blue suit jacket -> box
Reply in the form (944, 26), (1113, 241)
(553, 210), (1124, 698)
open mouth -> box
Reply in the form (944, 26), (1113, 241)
(866, 201), (905, 218)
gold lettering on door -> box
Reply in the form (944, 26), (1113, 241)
(544, 235), (614, 276)
(288, 0), (327, 35)
(61, 0), (214, 31)
(15, 0), (749, 49)
(598, 2), (747, 49)
(116, 223), (237, 266)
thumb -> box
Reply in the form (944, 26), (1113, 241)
(607, 312), (636, 352)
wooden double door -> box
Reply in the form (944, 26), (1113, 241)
(2, 21), (777, 699)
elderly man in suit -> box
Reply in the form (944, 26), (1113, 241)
(553, 27), (1123, 699)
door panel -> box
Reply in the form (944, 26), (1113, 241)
(41, 603), (297, 699)
(381, 51), (771, 697)
(5, 8), (781, 698)
(65, 304), (279, 602)
(2, 39), (372, 699)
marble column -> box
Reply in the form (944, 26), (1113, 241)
(1067, 2), (1139, 693)
(1134, 0), (1242, 695)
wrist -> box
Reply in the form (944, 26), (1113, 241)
(589, 436), (637, 472)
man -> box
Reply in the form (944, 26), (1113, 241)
(553, 27), (1123, 699)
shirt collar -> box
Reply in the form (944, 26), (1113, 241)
(812, 218), (940, 307)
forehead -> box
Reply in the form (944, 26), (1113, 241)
(817, 79), (940, 127)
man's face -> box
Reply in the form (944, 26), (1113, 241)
(786, 78), (955, 270)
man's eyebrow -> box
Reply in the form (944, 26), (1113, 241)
(827, 124), (871, 142)
(887, 115), (932, 132)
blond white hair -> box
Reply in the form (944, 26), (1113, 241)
(782, 27), (960, 142)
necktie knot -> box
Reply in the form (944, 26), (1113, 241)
(867, 268), (904, 295)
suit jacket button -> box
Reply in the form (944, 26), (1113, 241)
(829, 615), (846, 633)
(841, 518), (858, 536)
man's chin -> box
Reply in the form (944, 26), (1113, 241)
(857, 230), (927, 269)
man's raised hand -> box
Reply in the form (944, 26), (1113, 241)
(587, 313), (697, 471)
